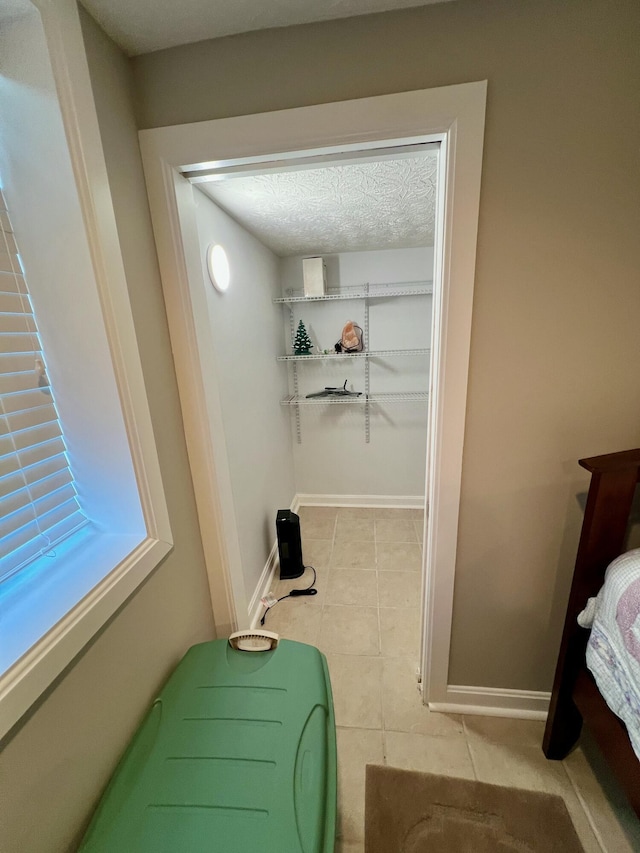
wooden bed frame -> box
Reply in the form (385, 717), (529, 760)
(543, 448), (640, 818)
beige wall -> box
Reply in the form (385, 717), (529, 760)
(132, 0), (640, 691)
(1, 3), (638, 849)
(0, 10), (215, 853)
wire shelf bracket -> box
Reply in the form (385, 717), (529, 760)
(276, 280), (430, 442)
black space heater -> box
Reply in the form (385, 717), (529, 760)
(276, 509), (304, 580)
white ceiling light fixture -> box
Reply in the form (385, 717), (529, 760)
(207, 243), (230, 293)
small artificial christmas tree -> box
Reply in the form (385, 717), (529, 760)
(293, 319), (313, 355)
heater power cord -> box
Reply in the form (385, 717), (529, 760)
(260, 566), (317, 626)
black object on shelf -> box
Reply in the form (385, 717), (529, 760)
(306, 380), (363, 399)
(276, 509), (305, 580)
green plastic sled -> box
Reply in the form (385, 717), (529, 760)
(79, 638), (337, 853)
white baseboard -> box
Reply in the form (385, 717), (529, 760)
(248, 495), (301, 629)
(247, 541), (278, 630)
(297, 493), (424, 509)
(429, 685), (550, 720)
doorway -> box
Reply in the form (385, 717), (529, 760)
(188, 138), (436, 638)
(139, 83), (487, 706)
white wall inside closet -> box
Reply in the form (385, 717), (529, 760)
(192, 188), (433, 603)
(193, 189), (295, 601)
(280, 247), (434, 497)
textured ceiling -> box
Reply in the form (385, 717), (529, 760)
(79, 0), (454, 56)
(197, 153), (438, 257)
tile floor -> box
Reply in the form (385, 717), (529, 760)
(263, 506), (640, 853)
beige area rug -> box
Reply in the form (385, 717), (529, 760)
(365, 765), (585, 853)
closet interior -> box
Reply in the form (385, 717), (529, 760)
(188, 144), (438, 626)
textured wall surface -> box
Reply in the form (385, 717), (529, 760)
(194, 189), (296, 608)
(132, 0), (640, 690)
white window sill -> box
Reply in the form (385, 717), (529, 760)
(0, 527), (171, 738)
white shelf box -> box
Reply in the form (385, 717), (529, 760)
(302, 256), (327, 297)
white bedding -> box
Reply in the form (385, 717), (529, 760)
(578, 548), (640, 761)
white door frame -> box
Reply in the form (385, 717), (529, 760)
(139, 83), (487, 703)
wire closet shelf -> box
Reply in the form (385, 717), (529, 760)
(277, 348), (430, 362)
(273, 280), (433, 304)
(277, 278), (432, 442)
(281, 392), (429, 406)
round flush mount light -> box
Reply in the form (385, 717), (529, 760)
(207, 244), (230, 293)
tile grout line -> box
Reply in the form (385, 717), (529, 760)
(374, 527), (385, 734)
(318, 513), (338, 649)
(562, 761), (607, 853)
(315, 509), (422, 849)
(462, 717), (479, 781)
(374, 522), (382, 659)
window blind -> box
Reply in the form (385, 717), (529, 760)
(0, 189), (88, 583)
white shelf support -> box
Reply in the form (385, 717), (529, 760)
(364, 282), (370, 443)
(287, 299), (302, 444)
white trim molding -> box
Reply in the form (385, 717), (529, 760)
(418, 83), (486, 706)
(139, 82), (487, 704)
(248, 542), (279, 630)
(289, 495), (301, 516)
(297, 494), (424, 509)
(430, 686), (551, 721)
(34, 0), (170, 536)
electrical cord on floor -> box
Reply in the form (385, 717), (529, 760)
(260, 566), (317, 626)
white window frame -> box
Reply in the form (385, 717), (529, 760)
(0, 0), (172, 739)
(139, 83), (487, 707)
